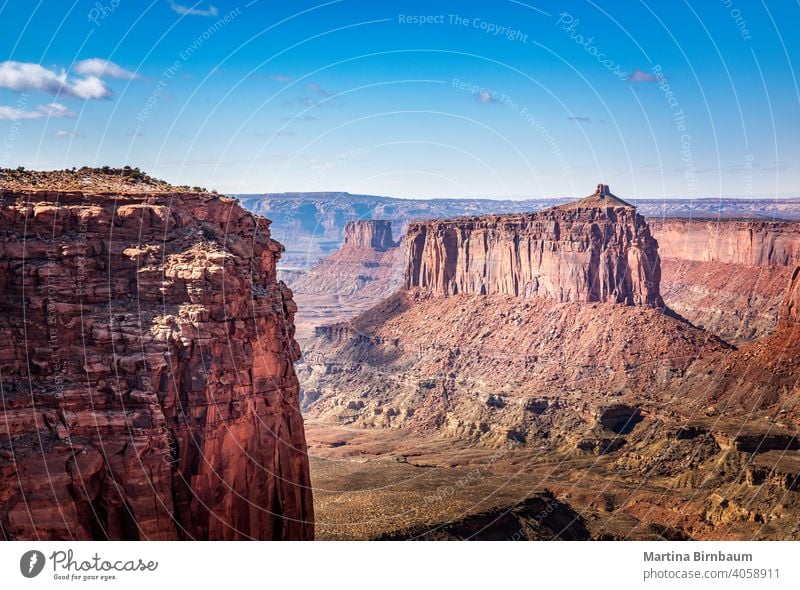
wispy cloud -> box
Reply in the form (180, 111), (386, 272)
(168, 1), (218, 17)
(74, 58), (138, 80)
(0, 61), (112, 99)
(305, 83), (329, 96)
(269, 74), (292, 83)
(628, 68), (658, 83)
(52, 130), (83, 138)
(567, 116), (590, 122)
(0, 102), (75, 121)
(475, 89), (497, 104)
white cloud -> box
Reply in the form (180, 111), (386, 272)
(0, 61), (112, 99)
(168, 1), (218, 16)
(74, 58), (138, 80)
(39, 102), (75, 117)
(69, 75), (111, 99)
(0, 101), (75, 121)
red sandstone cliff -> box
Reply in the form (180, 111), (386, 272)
(678, 264), (800, 417)
(404, 185), (663, 307)
(342, 219), (396, 251)
(650, 218), (800, 266)
(0, 174), (313, 540)
(783, 267), (800, 323)
(650, 218), (800, 344)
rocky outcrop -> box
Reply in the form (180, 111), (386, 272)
(342, 220), (396, 251)
(404, 185), (663, 307)
(0, 186), (313, 540)
(678, 263), (800, 417)
(377, 492), (590, 540)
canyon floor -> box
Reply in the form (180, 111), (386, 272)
(306, 420), (800, 541)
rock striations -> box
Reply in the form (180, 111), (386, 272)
(651, 218), (800, 344)
(784, 266), (800, 323)
(0, 172), (313, 540)
(405, 185), (663, 307)
(342, 219), (396, 251)
(650, 218), (800, 267)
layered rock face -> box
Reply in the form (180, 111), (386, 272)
(650, 218), (800, 266)
(405, 185), (663, 307)
(650, 218), (800, 344)
(680, 264), (800, 417)
(342, 220), (396, 251)
(0, 187), (313, 540)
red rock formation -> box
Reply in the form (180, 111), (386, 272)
(342, 219), (396, 251)
(0, 187), (313, 540)
(300, 186), (729, 443)
(405, 185), (663, 307)
(650, 218), (800, 344)
(650, 218), (800, 266)
(679, 263), (800, 417)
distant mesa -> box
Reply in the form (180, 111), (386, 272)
(342, 219), (397, 251)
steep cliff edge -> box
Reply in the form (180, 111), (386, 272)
(342, 219), (396, 251)
(784, 267), (800, 323)
(405, 185), (663, 307)
(650, 218), (800, 344)
(0, 171), (313, 540)
(650, 218), (800, 266)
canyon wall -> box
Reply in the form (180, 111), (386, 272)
(650, 218), (800, 344)
(650, 219), (800, 266)
(0, 189), (313, 540)
(404, 187), (663, 307)
(342, 219), (396, 251)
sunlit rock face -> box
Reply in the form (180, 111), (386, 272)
(405, 185), (663, 307)
(0, 187), (313, 540)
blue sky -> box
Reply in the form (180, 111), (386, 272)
(0, 0), (798, 198)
